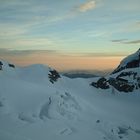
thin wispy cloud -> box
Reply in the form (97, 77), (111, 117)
(0, 24), (27, 38)
(0, 48), (126, 59)
(0, 48), (59, 57)
(0, 35), (62, 50)
(78, 0), (96, 12)
(44, 1), (98, 24)
(78, 52), (127, 57)
(124, 39), (140, 44)
(15, 38), (53, 47)
(111, 39), (128, 43)
(112, 39), (140, 44)
(87, 30), (112, 38)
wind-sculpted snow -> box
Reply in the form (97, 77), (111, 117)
(39, 92), (81, 121)
(39, 97), (52, 120)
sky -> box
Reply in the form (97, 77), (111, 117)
(0, 0), (140, 71)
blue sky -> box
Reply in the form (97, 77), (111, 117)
(0, 0), (140, 70)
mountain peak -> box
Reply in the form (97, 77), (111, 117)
(112, 48), (140, 74)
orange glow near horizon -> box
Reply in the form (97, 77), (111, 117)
(0, 53), (125, 71)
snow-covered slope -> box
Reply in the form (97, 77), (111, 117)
(0, 60), (61, 84)
(0, 58), (140, 140)
(112, 48), (140, 74)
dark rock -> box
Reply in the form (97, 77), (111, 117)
(0, 61), (3, 70)
(48, 70), (61, 84)
(91, 77), (109, 89)
(0, 61), (3, 65)
(126, 59), (139, 69)
(137, 77), (140, 88)
(91, 71), (139, 92)
(8, 64), (15, 68)
(108, 78), (135, 92)
(116, 71), (137, 79)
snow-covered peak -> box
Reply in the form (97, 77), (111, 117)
(112, 48), (140, 74)
(120, 48), (140, 66)
(0, 60), (61, 84)
(0, 60), (51, 72)
(91, 49), (140, 92)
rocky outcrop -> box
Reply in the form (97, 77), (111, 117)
(91, 77), (109, 89)
(108, 77), (135, 92)
(91, 72), (139, 92)
(8, 63), (15, 68)
(48, 70), (61, 84)
(91, 49), (140, 93)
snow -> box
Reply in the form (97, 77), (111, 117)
(116, 49), (140, 69)
(0, 60), (140, 140)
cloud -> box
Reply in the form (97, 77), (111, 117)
(0, 24), (27, 38)
(78, 1), (96, 12)
(79, 52), (126, 57)
(15, 38), (53, 47)
(0, 48), (126, 59)
(124, 39), (140, 44)
(111, 39), (140, 44)
(0, 48), (59, 57)
(0, 36), (60, 51)
(87, 30), (112, 38)
(111, 39), (128, 43)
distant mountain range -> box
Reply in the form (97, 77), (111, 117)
(62, 69), (112, 78)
